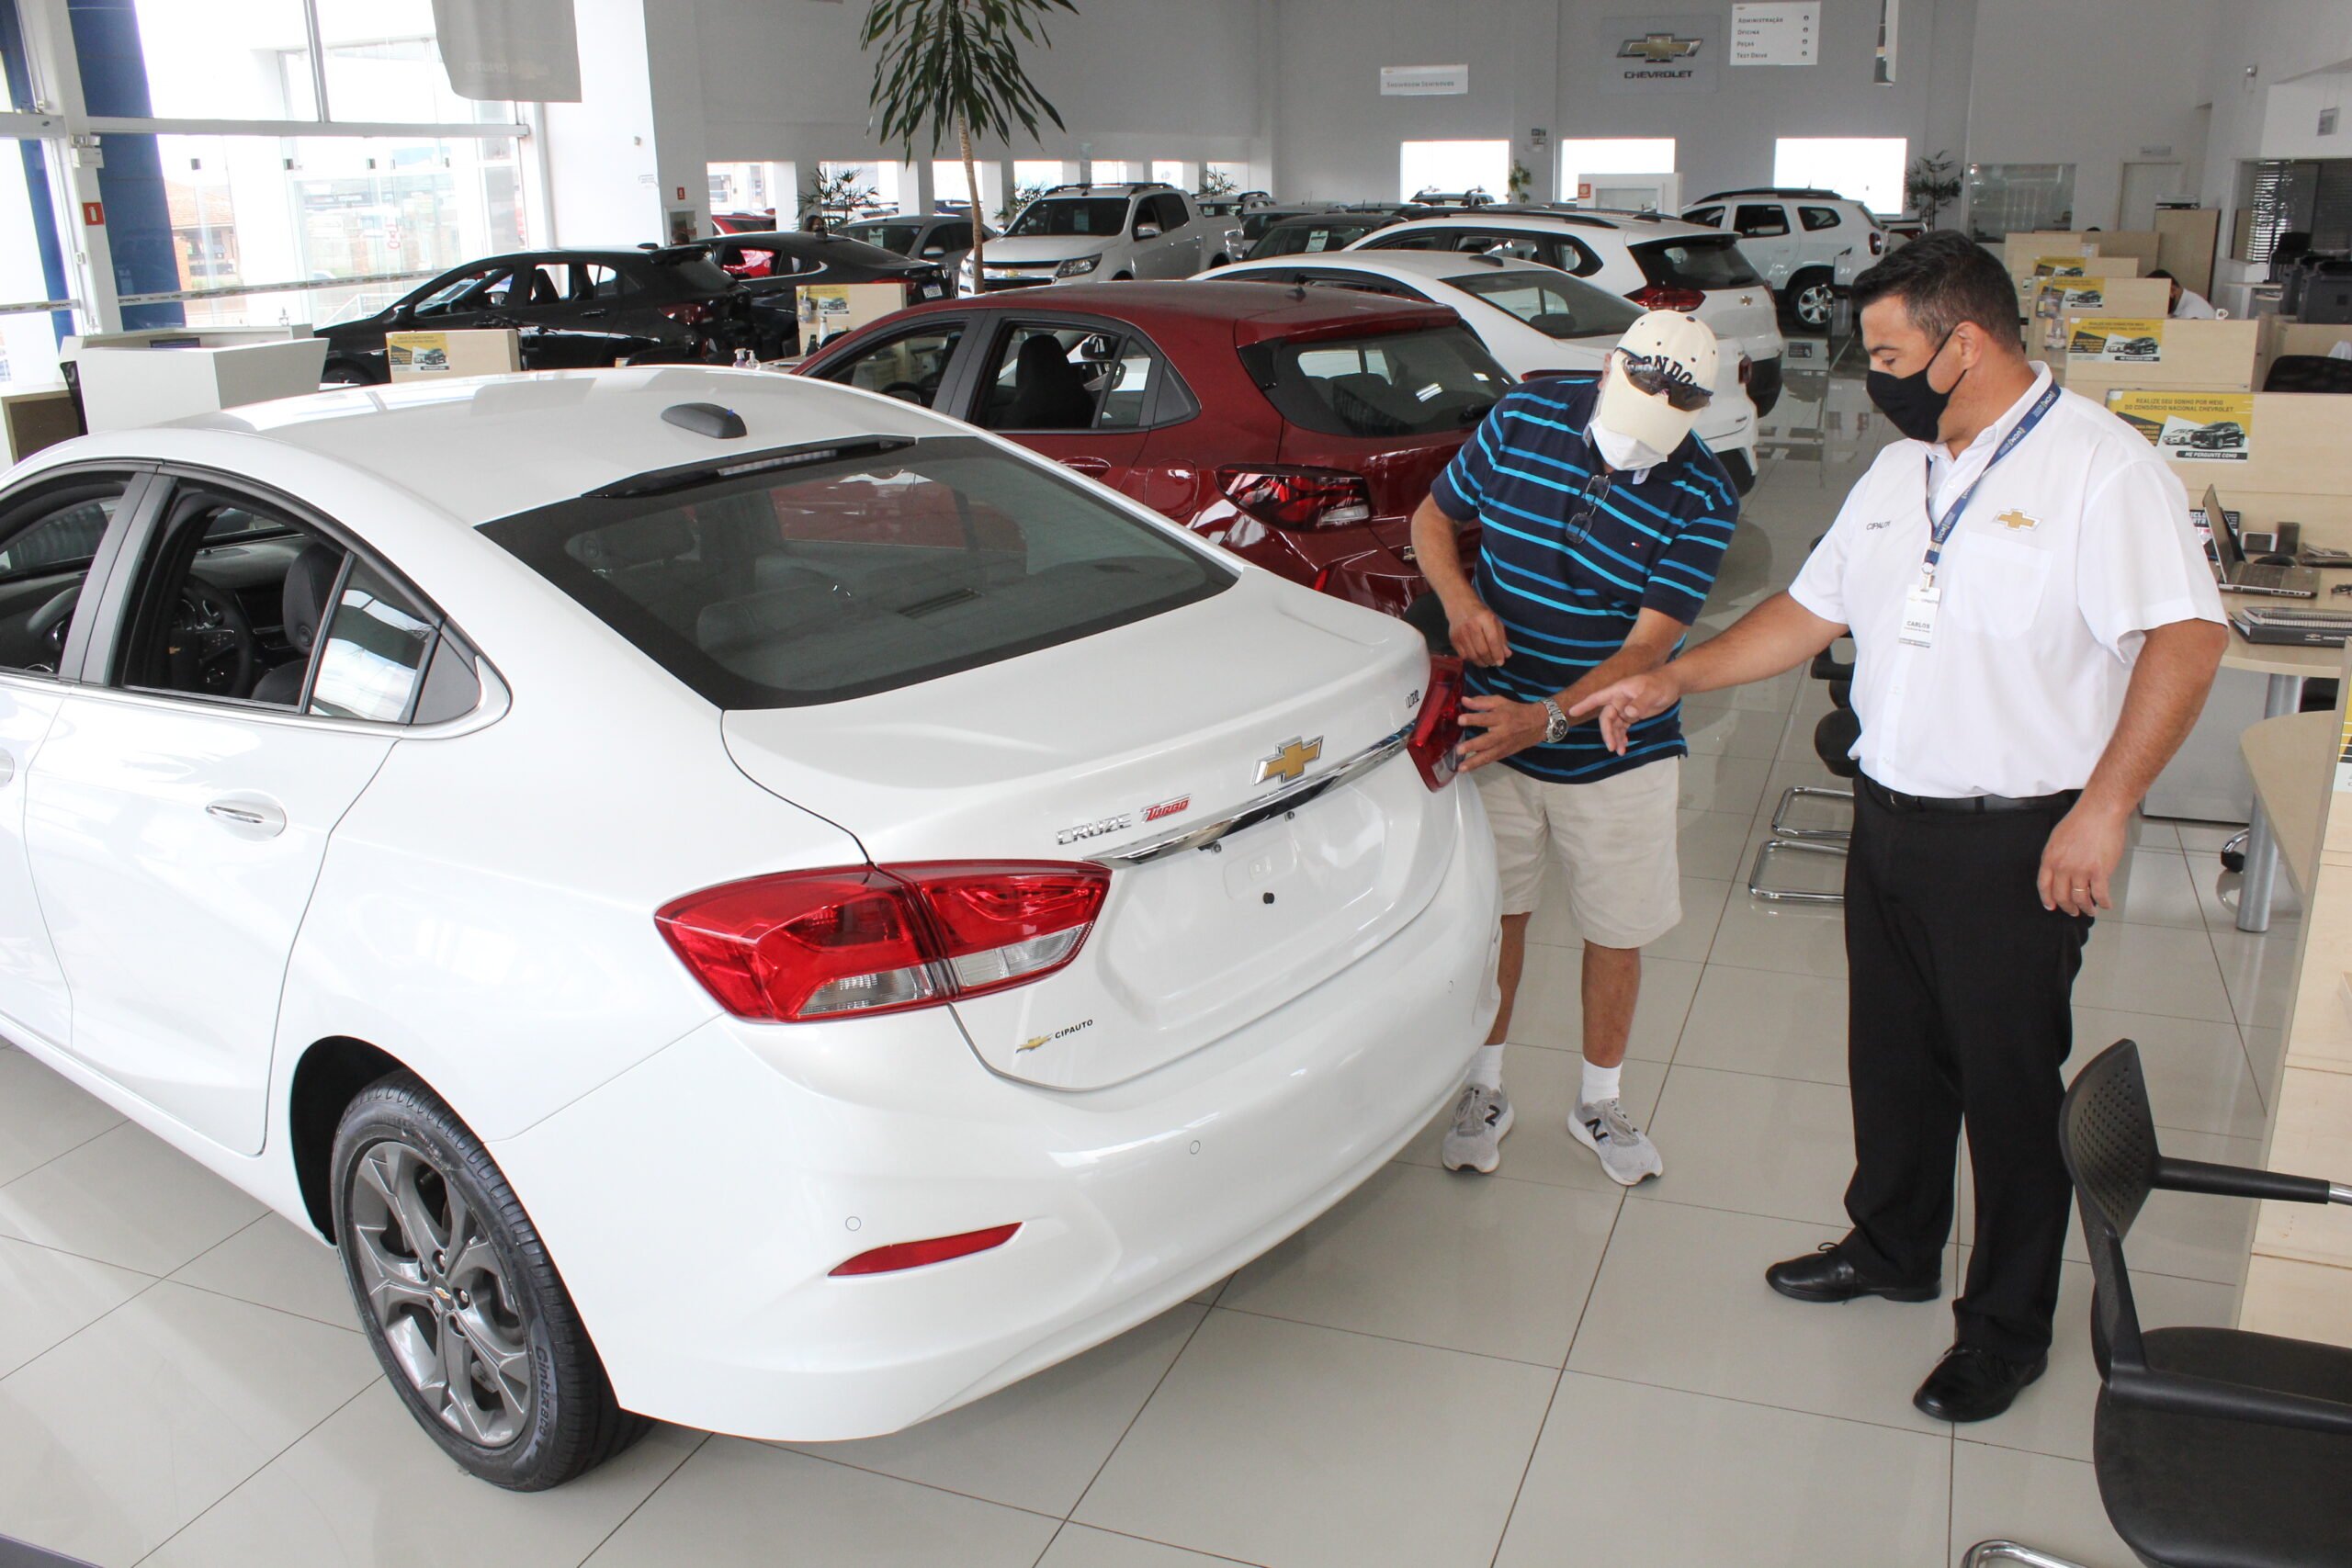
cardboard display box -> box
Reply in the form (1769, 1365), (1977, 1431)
(387, 328), (522, 381)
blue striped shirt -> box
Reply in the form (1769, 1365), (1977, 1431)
(1430, 380), (1739, 784)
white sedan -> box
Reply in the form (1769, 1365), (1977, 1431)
(0, 367), (1498, 1487)
(1201, 251), (1761, 493)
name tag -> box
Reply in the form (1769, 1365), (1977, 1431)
(1899, 582), (1941, 649)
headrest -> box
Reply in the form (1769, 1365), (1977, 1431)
(281, 544), (344, 655)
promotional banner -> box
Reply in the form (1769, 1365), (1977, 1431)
(432, 0), (582, 103)
(2033, 255), (2091, 278)
(2109, 391), (2255, 462)
(2066, 318), (2165, 363)
(387, 333), (451, 376)
(1598, 15), (1721, 94)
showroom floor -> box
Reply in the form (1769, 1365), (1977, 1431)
(0, 351), (2302, 1567)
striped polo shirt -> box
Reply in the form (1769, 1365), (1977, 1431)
(1430, 378), (1739, 784)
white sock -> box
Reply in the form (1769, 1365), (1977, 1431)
(1469, 1043), (1505, 1091)
(1581, 1060), (1623, 1107)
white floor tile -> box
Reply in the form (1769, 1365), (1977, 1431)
(0, 1047), (124, 1188)
(1679, 752), (1774, 816)
(2243, 1023), (2285, 1096)
(786, 1303), (1205, 1517)
(2210, 926), (2302, 1031)
(1504, 953), (1702, 1063)
(1706, 886), (1849, 978)
(2073, 923), (2234, 1024)
(1675, 966), (1850, 1085)
(142, 1385), (702, 1568)
(1679, 704), (1788, 760)
(1075, 1310), (1554, 1568)
(1396, 1049), (1667, 1196)
(1677, 808), (1758, 881)
(2071, 1008), (2267, 1140)
(1566, 1199), (1953, 1435)
(1037, 1525), (1263, 1567)
(1494, 1374), (1951, 1568)
(1225, 1162), (1618, 1367)
(587, 1438), (1058, 1566)
(1635, 1066), (1856, 1227)
(0, 1234), (150, 1379)
(1951, 1444), (2134, 1568)
(2107, 848), (2208, 931)
(0, 1281), (379, 1566)
(0, 1122), (266, 1275)
(170, 1213), (358, 1330)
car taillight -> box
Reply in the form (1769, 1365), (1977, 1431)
(1626, 284), (1705, 312)
(1870, 230), (1885, 255)
(661, 301), (716, 328)
(655, 862), (1110, 1022)
(1408, 654), (1467, 791)
(1217, 466), (1374, 530)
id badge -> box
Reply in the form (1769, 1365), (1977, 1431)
(1898, 581), (1941, 649)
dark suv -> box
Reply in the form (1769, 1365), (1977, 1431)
(314, 247), (755, 384)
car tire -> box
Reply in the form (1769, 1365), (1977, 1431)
(320, 359), (379, 389)
(1112, 272), (1134, 282)
(1787, 269), (1837, 333)
(1209, 254), (1230, 269)
(1720, 448), (1758, 497)
(332, 1073), (646, 1491)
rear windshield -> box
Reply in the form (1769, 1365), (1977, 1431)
(651, 254), (739, 293)
(1008, 198), (1128, 237)
(1243, 326), (1510, 440)
(1632, 236), (1762, 290)
(479, 436), (1230, 708)
(1251, 220), (1377, 257)
(849, 222), (924, 254)
(1443, 270), (1643, 339)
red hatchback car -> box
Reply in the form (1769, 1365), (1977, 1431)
(791, 282), (1513, 617)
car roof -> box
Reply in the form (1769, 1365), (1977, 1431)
(1222, 251), (1555, 284)
(866, 279), (1460, 344)
(1368, 212), (1716, 243)
(80, 367), (965, 529)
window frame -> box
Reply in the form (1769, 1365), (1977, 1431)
(1798, 205), (1845, 233)
(0, 468), (162, 688)
(812, 318), (978, 412)
(970, 315), (1197, 434)
(1734, 203), (1792, 238)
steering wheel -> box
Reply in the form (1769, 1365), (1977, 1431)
(878, 375), (941, 405)
(171, 575), (258, 699)
(23, 584), (79, 673)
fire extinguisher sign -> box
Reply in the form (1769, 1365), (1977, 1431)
(81, 199), (104, 226)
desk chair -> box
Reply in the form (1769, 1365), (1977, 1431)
(1748, 637), (1859, 903)
(1962, 1039), (2352, 1568)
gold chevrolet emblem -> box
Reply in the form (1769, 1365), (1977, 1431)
(1254, 737), (1323, 786)
(1620, 32), (1702, 62)
(1996, 508), (2041, 532)
(1017, 1035), (1049, 1054)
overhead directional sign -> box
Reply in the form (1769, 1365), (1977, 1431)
(1731, 2), (1820, 66)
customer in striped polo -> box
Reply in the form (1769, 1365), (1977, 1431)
(1409, 310), (1739, 1183)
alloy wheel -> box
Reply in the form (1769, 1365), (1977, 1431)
(347, 1140), (537, 1449)
(1796, 281), (1836, 330)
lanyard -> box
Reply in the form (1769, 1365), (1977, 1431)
(1919, 380), (2062, 584)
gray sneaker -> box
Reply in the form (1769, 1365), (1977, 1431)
(1441, 1085), (1514, 1174)
(1571, 1097), (1664, 1186)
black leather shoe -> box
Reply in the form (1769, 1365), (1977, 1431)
(1764, 1243), (1940, 1304)
(1912, 1344), (2048, 1423)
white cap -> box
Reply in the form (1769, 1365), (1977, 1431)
(1593, 309), (1721, 459)
(1617, 308), (1719, 392)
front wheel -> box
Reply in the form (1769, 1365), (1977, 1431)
(1788, 270), (1837, 333)
(332, 1073), (645, 1490)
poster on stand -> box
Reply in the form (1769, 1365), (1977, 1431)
(2067, 318), (2165, 364)
(2109, 390), (2255, 462)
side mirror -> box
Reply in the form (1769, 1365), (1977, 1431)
(1135, 222), (1162, 240)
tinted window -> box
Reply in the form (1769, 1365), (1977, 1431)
(1443, 270), (1643, 338)
(479, 436), (1230, 708)
(1734, 204), (1790, 237)
(1245, 326), (1510, 439)
(854, 222), (925, 254)
(1007, 198), (1129, 237)
(820, 322), (965, 408)
(1252, 220), (1376, 256)
(411, 265), (509, 318)
(1140, 194), (1186, 232)
(978, 325), (1159, 433)
(310, 559), (435, 722)
(1684, 206), (1724, 228)
(1634, 237), (1764, 289)
(937, 222), (974, 250)
(570, 263), (630, 299)
(1799, 206), (1843, 232)
(0, 479), (130, 677)
(649, 254), (736, 293)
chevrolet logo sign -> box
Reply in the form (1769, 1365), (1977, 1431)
(1619, 32), (1701, 62)
(1254, 737), (1323, 786)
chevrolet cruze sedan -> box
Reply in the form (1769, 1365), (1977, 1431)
(0, 367), (1497, 1488)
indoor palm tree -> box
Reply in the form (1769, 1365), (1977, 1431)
(862, 0), (1078, 278)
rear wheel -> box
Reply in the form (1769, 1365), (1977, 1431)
(1787, 269), (1837, 333)
(332, 1074), (645, 1490)
(320, 359), (378, 389)
(1209, 254), (1231, 269)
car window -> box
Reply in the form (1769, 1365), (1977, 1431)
(1685, 206), (1724, 228)
(1136, 196), (1178, 234)
(856, 222), (925, 254)
(977, 324), (1155, 432)
(649, 254), (736, 293)
(1093, 337), (1164, 430)
(819, 322), (965, 408)
(0, 478), (132, 678)
(1366, 229), (1447, 252)
(515, 265), (564, 308)
(1634, 236), (1764, 290)
(1442, 269), (1643, 338)
(1300, 269), (1426, 299)
(1007, 198), (1129, 237)
(938, 222), (973, 251)
(307, 558), (437, 722)
(1734, 204), (1791, 237)
(479, 435), (1230, 709)
(1251, 221), (1374, 256)
(569, 263), (631, 299)
(411, 265), (510, 318)
(1243, 325), (1510, 440)
(1799, 206), (1844, 232)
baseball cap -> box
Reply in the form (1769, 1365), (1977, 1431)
(1594, 309), (1721, 457)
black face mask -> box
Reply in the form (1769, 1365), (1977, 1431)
(1865, 327), (1967, 444)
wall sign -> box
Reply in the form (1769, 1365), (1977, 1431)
(2067, 317), (2165, 364)
(432, 0), (581, 103)
(1598, 15), (1719, 95)
(1380, 64), (1469, 96)
(2109, 391), (2255, 463)
(80, 200), (103, 227)
(1731, 3), (1819, 66)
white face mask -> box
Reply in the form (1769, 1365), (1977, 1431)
(1589, 416), (1674, 475)
(1591, 358), (1696, 469)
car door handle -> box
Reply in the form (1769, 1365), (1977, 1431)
(1060, 457), (1111, 477)
(206, 797), (288, 839)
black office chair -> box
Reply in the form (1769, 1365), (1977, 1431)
(1750, 567), (1860, 901)
(1966, 1040), (2352, 1568)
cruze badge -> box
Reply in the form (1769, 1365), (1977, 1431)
(1255, 737), (1324, 786)
(1056, 811), (1135, 846)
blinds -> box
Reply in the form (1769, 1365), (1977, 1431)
(2236, 158), (2352, 263)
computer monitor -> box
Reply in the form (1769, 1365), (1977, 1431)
(2204, 484), (2241, 572)
(2302, 274), (2352, 326)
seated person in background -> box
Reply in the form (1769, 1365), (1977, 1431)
(2149, 268), (2217, 320)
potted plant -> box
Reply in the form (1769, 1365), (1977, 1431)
(863, 0), (1078, 279)
(1507, 160), (1532, 203)
(1905, 150), (1962, 231)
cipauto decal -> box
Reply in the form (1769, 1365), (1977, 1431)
(2108, 391), (2255, 463)
(2066, 318), (2165, 365)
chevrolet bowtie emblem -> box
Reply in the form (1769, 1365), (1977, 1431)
(1996, 508), (2041, 532)
(1620, 32), (1702, 62)
(1255, 737), (1323, 786)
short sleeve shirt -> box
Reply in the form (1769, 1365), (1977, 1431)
(1432, 379), (1740, 784)
(1789, 364), (2225, 798)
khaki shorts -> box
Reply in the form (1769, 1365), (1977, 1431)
(1475, 757), (1681, 949)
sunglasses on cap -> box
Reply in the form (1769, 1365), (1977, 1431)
(1614, 349), (1713, 412)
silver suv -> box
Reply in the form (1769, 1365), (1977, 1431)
(963, 183), (1244, 291)
(1680, 188), (1885, 332)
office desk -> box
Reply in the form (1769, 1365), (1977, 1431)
(2222, 584), (2349, 932)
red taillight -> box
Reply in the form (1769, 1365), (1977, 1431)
(1408, 654), (1467, 790)
(661, 301), (717, 328)
(655, 862), (1110, 1022)
(1217, 466), (1374, 531)
(1736, 353), (1753, 386)
(831, 1223), (1022, 1277)
(1626, 284), (1705, 312)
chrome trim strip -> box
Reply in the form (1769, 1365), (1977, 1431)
(1091, 724), (1413, 868)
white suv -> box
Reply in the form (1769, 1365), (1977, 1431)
(1680, 188), (1886, 333)
(964, 183), (1245, 291)
(1347, 208), (1788, 417)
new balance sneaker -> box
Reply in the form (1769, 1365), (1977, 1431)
(1440, 1085), (1514, 1174)
(1570, 1097), (1663, 1186)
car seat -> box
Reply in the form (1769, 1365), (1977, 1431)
(250, 543), (345, 705)
(999, 335), (1095, 430)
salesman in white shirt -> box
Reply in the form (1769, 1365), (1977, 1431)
(2149, 267), (2218, 319)
(1574, 231), (2228, 1425)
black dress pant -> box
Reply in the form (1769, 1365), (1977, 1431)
(1840, 780), (2092, 1360)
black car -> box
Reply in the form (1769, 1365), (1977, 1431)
(684, 231), (952, 354)
(1244, 205), (1442, 260)
(315, 247), (752, 385)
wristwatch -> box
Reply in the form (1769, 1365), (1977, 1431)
(1540, 697), (1571, 744)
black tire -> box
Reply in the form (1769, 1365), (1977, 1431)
(331, 1073), (646, 1490)
(320, 359), (379, 389)
(1112, 272), (1134, 282)
(1209, 254), (1230, 269)
(1785, 268), (1837, 333)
